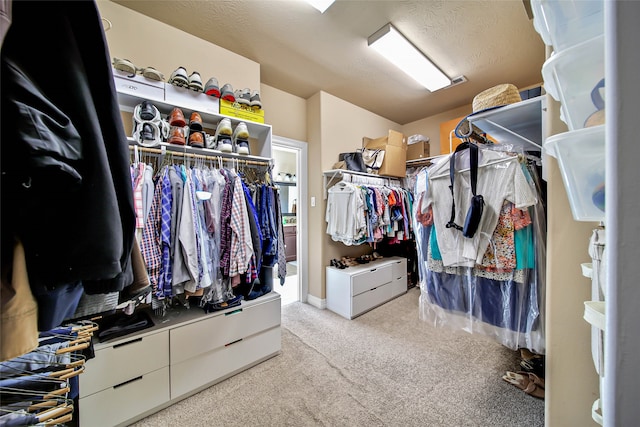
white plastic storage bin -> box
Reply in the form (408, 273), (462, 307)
(545, 125), (604, 222)
(542, 34), (604, 131)
(531, 0), (603, 52)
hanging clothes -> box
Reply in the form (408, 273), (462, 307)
(414, 147), (546, 354)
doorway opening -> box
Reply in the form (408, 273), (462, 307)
(271, 136), (308, 306)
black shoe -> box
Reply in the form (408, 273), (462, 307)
(139, 101), (157, 121)
(140, 123), (154, 142)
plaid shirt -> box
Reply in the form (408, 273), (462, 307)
(141, 175), (163, 293)
(229, 175), (254, 277)
(219, 170), (234, 278)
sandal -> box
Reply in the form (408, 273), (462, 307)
(141, 66), (164, 82)
(502, 371), (545, 399)
(112, 57), (138, 77)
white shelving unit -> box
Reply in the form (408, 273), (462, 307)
(467, 96), (546, 151)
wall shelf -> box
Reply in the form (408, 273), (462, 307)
(467, 96), (545, 151)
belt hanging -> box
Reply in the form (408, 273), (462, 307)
(446, 142), (479, 232)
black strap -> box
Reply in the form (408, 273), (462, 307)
(446, 142), (479, 231)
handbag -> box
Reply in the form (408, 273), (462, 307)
(445, 142), (484, 238)
(361, 148), (385, 173)
(340, 151), (367, 173)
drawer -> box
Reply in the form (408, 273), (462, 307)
(352, 264), (392, 296)
(391, 258), (406, 280)
(113, 70), (165, 102)
(165, 84), (220, 116)
(390, 275), (407, 297)
(170, 297), (281, 364)
(352, 281), (394, 318)
(80, 331), (169, 397)
(170, 326), (281, 399)
(79, 366), (169, 427)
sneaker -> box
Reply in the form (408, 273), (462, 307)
(112, 58), (137, 76)
(215, 118), (233, 137)
(220, 83), (235, 102)
(204, 77), (221, 97)
(168, 126), (186, 145)
(217, 135), (233, 153)
(134, 121), (161, 147)
(168, 107), (186, 127)
(140, 66), (164, 81)
(188, 71), (204, 92)
(232, 121), (250, 140)
(236, 88), (251, 106)
(205, 133), (217, 150)
(189, 112), (203, 131)
(233, 122), (250, 155)
(188, 131), (204, 148)
(168, 66), (188, 87)
(250, 90), (262, 109)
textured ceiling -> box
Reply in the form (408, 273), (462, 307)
(112, 0), (544, 124)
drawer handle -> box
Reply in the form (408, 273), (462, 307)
(225, 308), (243, 316)
(370, 268), (377, 272)
(225, 338), (243, 347)
(113, 376), (142, 389)
(113, 337), (142, 349)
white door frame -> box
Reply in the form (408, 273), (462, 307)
(272, 135), (308, 303)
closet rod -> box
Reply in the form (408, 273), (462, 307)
(129, 145), (271, 167)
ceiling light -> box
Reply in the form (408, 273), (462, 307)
(368, 23), (451, 92)
(304, 0), (335, 13)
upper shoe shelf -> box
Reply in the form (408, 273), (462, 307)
(466, 96), (545, 151)
(112, 68), (272, 159)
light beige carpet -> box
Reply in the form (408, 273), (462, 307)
(132, 287), (544, 426)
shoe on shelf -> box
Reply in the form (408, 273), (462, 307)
(135, 100), (160, 122)
(235, 88), (251, 106)
(250, 90), (262, 110)
(112, 57), (137, 76)
(168, 126), (186, 145)
(205, 133), (217, 150)
(140, 66), (164, 81)
(140, 123), (154, 142)
(215, 118), (233, 137)
(220, 83), (235, 102)
(189, 112), (203, 131)
(188, 131), (204, 148)
(232, 121), (250, 140)
(168, 66), (189, 87)
(204, 77), (221, 97)
(188, 71), (204, 92)
(168, 107), (186, 127)
(235, 140), (250, 155)
(217, 135), (233, 153)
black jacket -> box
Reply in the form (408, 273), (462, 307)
(1, 0), (135, 294)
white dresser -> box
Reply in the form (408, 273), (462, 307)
(79, 292), (281, 427)
(326, 257), (407, 319)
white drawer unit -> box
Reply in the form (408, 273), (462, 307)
(79, 292), (281, 426)
(326, 257), (407, 319)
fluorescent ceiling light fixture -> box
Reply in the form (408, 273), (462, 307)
(368, 23), (451, 92)
(304, 0), (335, 13)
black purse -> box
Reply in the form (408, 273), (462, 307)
(340, 151), (367, 173)
(446, 142), (484, 238)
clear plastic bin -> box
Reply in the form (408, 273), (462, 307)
(545, 125), (605, 222)
(542, 34), (604, 131)
(531, 0), (603, 52)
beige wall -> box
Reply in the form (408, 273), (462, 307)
(402, 104), (472, 156)
(261, 84), (307, 142)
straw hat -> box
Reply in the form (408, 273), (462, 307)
(472, 83), (522, 113)
(454, 83), (522, 138)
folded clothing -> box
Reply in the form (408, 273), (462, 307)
(96, 310), (154, 342)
